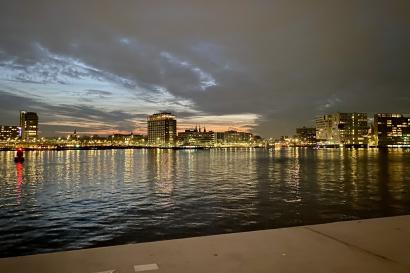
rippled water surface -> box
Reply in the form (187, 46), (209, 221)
(1, 148), (410, 257)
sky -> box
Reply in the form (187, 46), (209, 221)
(0, 0), (409, 137)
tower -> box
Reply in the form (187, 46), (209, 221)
(20, 111), (39, 141)
(147, 112), (177, 146)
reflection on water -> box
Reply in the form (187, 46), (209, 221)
(0, 148), (410, 257)
(15, 162), (24, 204)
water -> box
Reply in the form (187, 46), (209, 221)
(1, 148), (410, 257)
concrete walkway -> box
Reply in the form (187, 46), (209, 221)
(1, 215), (409, 273)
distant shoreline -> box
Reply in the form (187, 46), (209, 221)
(0, 146), (408, 152)
(0, 146), (262, 151)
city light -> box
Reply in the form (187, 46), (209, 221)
(1, 111), (410, 150)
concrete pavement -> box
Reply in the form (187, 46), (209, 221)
(1, 215), (409, 273)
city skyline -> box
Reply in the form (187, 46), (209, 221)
(1, 1), (409, 137)
(1, 110), (257, 137)
(1, 110), (409, 149)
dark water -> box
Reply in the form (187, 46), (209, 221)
(1, 148), (410, 257)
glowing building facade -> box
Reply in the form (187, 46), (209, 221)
(20, 111), (38, 141)
(0, 125), (21, 140)
(374, 113), (410, 147)
(316, 113), (368, 146)
(147, 112), (177, 146)
(178, 126), (215, 146)
(215, 130), (253, 145)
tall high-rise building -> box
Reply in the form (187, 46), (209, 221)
(374, 113), (410, 147)
(316, 113), (368, 146)
(147, 112), (177, 146)
(20, 111), (39, 141)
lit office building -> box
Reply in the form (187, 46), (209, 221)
(316, 113), (368, 146)
(374, 113), (410, 147)
(147, 112), (177, 146)
(225, 130), (253, 143)
(20, 111), (39, 141)
(178, 126), (215, 146)
(216, 130), (253, 145)
(296, 127), (316, 145)
(0, 126), (21, 140)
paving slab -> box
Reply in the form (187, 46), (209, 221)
(0, 215), (409, 273)
(307, 215), (410, 268)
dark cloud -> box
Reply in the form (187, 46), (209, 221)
(0, 0), (409, 136)
(0, 90), (139, 135)
(0, 90), (45, 125)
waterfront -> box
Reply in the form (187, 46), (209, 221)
(1, 148), (410, 257)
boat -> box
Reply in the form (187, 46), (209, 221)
(14, 148), (25, 163)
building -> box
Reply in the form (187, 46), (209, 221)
(67, 129), (80, 141)
(178, 126), (215, 146)
(0, 125), (21, 141)
(215, 132), (225, 144)
(316, 115), (333, 143)
(316, 113), (368, 146)
(374, 113), (410, 147)
(110, 133), (145, 145)
(147, 112), (177, 146)
(215, 130), (253, 145)
(296, 127), (316, 145)
(253, 135), (263, 143)
(20, 111), (39, 141)
(224, 130), (253, 144)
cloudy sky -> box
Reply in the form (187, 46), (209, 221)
(0, 0), (409, 137)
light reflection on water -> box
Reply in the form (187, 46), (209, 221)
(0, 148), (410, 257)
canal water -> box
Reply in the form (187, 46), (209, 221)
(1, 148), (409, 257)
